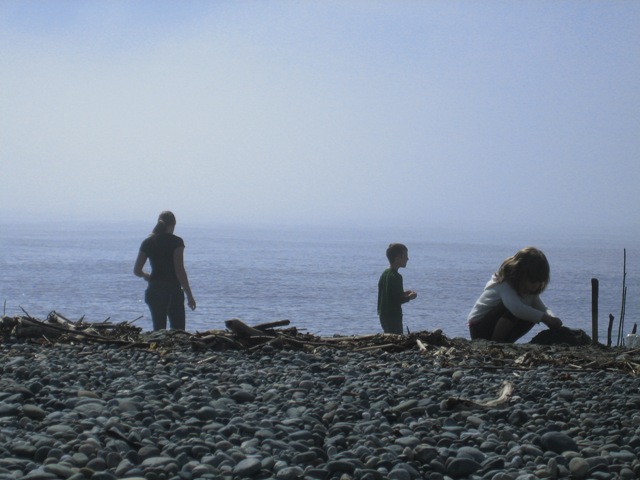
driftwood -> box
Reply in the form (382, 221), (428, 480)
(443, 381), (514, 410)
(2, 311), (146, 347)
(3, 312), (640, 375)
(225, 318), (274, 338)
(252, 320), (291, 331)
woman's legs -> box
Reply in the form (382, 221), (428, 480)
(491, 316), (535, 343)
(469, 304), (507, 340)
(146, 282), (185, 330)
(145, 282), (170, 330)
(167, 287), (186, 330)
(470, 304), (534, 343)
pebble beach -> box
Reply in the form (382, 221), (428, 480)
(1, 333), (640, 480)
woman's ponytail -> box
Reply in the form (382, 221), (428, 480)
(151, 211), (176, 235)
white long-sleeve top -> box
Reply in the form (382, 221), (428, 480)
(467, 274), (553, 325)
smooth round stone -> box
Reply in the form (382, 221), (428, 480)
(230, 390), (255, 403)
(17, 469), (58, 479)
(586, 456), (609, 471)
(619, 467), (637, 479)
(557, 389), (574, 401)
(298, 380), (314, 390)
(466, 416), (485, 428)
(115, 459), (134, 477)
(480, 441), (500, 452)
(90, 473), (118, 480)
(275, 466), (305, 479)
(140, 456), (177, 468)
(354, 468), (384, 480)
(457, 446), (485, 463)
(609, 451), (637, 462)
(446, 457), (480, 477)
(568, 457), (589, 478)
(232, 457), (262, 477)
(326, 460), (357, 474)
(395, 436), (420, 448)
(43, 464), (78, 478)
(387, 468), (411, 480)
(138, 447), (161, 460)
(195, 407), (217, 420)
(490, 474), (515, 480)
(23, 404), (47, 420)
(292, 451), (317, 464)
(70, 452), (89, 467)
(394, 462), (420, 477)
(254, 428), (275, 440)
(521, 444), (543, 457)
(391, 400), (419, 413)
(541, 432), (578, 454)
(590, 473), (614, 480)
(509, 455), (523, 468)
(289, 430), (313, 442)
(11, 443), (36, 458)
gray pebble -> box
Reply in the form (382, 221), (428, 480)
(541, 432), (578, 454)
(568, 457), (590, 478)
(446, 457), (481, 477)
(233, 457), (262, 476)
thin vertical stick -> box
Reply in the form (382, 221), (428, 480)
(607, 314), (614, 347)
(622, 285), (627, 332)
(617, 248), (627, 347)
(591, 278), (599, 345)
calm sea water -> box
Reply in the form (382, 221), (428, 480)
(1, 221), (639, 343)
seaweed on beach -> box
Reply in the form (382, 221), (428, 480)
(2, 312), (640, 375)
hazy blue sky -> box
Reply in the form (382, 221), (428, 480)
(2, 1), (639, 234)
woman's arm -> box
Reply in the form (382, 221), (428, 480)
(531, 294), (563, 328)
(173, 246), (196, 310)
(133, 251), (150, 281)
(498, 283), (546, 323)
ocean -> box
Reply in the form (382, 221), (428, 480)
(1, 221), (638, 344)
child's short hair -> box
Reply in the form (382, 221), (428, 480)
(496, 246), (550, 294)
(386, 243), (408, 263)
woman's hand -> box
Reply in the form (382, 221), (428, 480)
(542, 314), (563, 329)
(187, 294), (196, 311)
(133, 251), (149, 280)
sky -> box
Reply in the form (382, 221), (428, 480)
(1, 1), (639, 235)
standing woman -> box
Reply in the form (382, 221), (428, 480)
(134, 211), (196, 330)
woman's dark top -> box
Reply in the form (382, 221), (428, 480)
(139, 233), (185, 286)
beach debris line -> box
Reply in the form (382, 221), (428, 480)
(2, 311), (640, 374)
(1, 309), (144, 345)
(189, 318), (454, 355)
